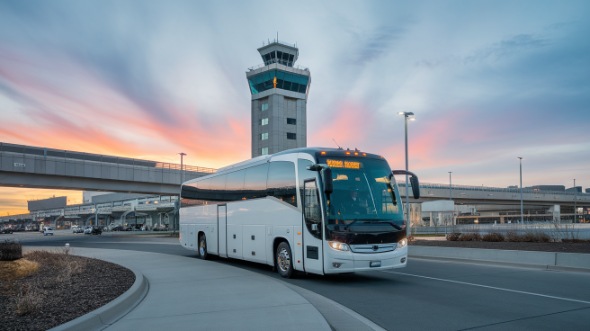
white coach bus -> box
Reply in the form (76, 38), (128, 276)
(179, 147), (420, 278)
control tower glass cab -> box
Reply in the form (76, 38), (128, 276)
(247, 40), (311, 158)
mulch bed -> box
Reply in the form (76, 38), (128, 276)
(0, 252), (134, 331)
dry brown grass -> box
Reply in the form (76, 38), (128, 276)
(1, 250), (89, 316)
(0, 259), (40, 281)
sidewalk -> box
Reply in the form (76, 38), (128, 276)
(46, 248), (382, 331)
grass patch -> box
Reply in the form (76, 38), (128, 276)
(1, 250), (88, 316)
(0, 259), (40, 281)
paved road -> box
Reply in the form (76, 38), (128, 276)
(9, 230), (590, 330)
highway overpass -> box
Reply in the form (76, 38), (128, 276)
(0, 142), (215, 195)
(1, 142), (588, 226)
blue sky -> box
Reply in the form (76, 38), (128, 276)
(0, 0), (589, 213)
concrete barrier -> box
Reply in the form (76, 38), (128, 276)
(409, 246), (590, 271)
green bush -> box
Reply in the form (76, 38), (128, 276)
(0, 240), (22, 261)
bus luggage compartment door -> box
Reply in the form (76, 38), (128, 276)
(217, 204), (227, 258)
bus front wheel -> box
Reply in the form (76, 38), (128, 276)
(276, 242), (294, 278)
(198, 234), (208, 260)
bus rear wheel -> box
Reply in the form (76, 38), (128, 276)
(197, 234), (208, 260)
(276, 242), (294, 278)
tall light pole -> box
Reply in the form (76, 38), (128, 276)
(177, 152), (186, 233)
(179, 152), (186, 184)
(518, 157), (524, 224)
(573, 178), (577, 223)
(449, 171), (453, 200)
(398, 111), (414, 237)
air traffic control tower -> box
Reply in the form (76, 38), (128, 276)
(246, 40), (311, 157)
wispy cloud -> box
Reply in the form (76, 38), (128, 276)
(0, 0), (589, 214)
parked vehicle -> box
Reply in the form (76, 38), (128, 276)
(72, 225), (84, 233)
(0, 228), (14, 234)
(43, 227), (55, 236)
(84, 226), (102, 235)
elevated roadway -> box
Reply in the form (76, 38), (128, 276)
(1, 142), (588, 225)
(0, 142), (215, 195)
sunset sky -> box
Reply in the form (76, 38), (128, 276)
(1, 1), (589, 215)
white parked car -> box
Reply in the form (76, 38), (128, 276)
(43, 227), (55, 236)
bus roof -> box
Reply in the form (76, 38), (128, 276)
(182, 147), (385, 185)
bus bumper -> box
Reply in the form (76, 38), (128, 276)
(324, 246), (408, 274)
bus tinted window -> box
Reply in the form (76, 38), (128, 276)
(267, 161), (297, 207)
(297, 159), (315, 209)
(244, 163), (269, 199)
(225, 169), (246, 200)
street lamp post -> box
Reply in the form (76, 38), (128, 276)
(574, 179), (577, 223)
(398, 111), (414, 237)
(518, 157), (524, 224)
(176, 152), (186, 232)
(179, 152), (187, 184)
(449, 171), (453, 200)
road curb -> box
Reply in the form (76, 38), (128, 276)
(409, 246), (590, 271)
(50, 267), (149, 331)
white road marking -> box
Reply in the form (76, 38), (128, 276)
(388, 271), (590, 305)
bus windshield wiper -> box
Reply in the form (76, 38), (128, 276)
(385, 222), (403, 231)
(344, 219), (360, 230)
(365, 220), (402, 231)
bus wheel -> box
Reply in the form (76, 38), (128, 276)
(198, 234), (208, 260)
(276, 242), (293, 278)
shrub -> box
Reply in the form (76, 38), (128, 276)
(446, 233), (461, 241)
(0, 240), (22, 261)
(15, 283), (45, 316)
(505, 231), (522, 242)
(458, 233), (481, 241)
(523, 232), (550, 243)
(482, 232), (505, 242)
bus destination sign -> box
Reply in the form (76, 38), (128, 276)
(326, 159), (361, 169)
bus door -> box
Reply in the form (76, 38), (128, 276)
(302, 179), (324, 274)
(217, 204), (227, 258)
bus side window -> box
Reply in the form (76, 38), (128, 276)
(297, 159), (314, 210)
(267, 161), (297, 207)
(244, 163), (269, 199)
(226, 169), (246, 200)
(304, 179), (322, 239)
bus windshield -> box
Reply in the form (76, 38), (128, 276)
(319, 157), (403, 231)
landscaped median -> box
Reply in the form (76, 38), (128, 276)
(0, 241), (139, 330)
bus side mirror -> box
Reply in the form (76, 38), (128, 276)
(391, 170), (420, 199)
(410, 175), (420, 199)
(322, 168), (333, 195)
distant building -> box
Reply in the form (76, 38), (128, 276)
(565, 186), (582, 193)
(246, 39), (311, 157)
(28, 196), (66, 212)
(528, 185), (566, 192)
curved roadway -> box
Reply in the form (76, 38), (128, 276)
(11, 231), (590, 330)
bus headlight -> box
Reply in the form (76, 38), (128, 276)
(397, 238), (408, 249)
(328, 241), (350, 251)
